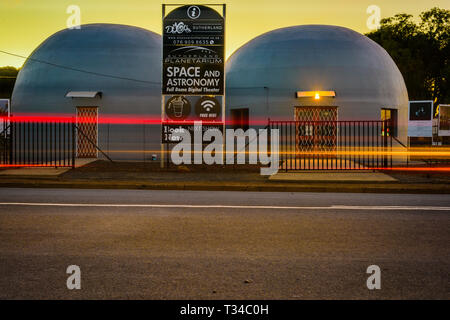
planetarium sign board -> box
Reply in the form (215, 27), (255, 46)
(161, 4), (226, 144)
(162, 4), (225, 95)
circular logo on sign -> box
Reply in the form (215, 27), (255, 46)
(187, 6), (201, 19)
(195, 96), (221, 120)
(166, 96), (191, 121)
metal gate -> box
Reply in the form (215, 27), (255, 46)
(294, 107), (338, 156)
(269, 120), (392, 170)
(76, 107), (98, 158)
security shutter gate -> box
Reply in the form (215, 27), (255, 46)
(76, 107), (98, 158)
(294, 106), (338, 157)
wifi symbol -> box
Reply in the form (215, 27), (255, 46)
(201, 100), (215, 112)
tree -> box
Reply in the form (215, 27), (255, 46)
(0, 66), (19, 99)
(366, 7), (450, 104)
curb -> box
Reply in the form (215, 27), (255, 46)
(0, 178), (449, 194)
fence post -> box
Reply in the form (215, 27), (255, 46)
(72, 119), (76, 168)
(383, 120), (388, 168)
(389, 120), (393, 169)
(267, 118), (271, 158)
(9, 120), (13, 165)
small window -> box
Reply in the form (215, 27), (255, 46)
(230, 108), (249, 131)
(381, 108), (398, 137)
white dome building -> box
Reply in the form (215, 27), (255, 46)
(12, 23), (162, 160)
(226, 25), (409, 144)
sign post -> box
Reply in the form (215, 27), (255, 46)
(161, 4), (226, 167)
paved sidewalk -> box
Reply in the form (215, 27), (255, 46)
(0, 158), (96, 176)
(270, 172), (397, 182)
(0, 168), (70, 176)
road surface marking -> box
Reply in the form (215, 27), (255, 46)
(0, 202), (449, 211)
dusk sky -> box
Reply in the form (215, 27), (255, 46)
(1, 0), (448, 67)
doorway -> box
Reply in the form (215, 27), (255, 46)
(294, 106), (338, 156)
(76, 107), (98, 158)
(230, 108), (249, 131)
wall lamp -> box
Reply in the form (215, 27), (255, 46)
(296, 91), (336, 100)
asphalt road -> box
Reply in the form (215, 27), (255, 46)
(0, 188), (449, 299)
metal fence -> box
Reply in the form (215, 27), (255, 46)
(0, 120), (76, 168)
(1, 117), (393, 170)
(269, 120), (392, 170)
(0, 116), (11, 165)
